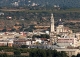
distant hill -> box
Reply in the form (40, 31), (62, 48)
(0, 0), (80, 8)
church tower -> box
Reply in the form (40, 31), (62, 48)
(50, 13), (54, 32)
(50, 13), (56, 44)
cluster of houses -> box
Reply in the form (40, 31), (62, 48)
(0, 14), (80, 49)
(0, 28), (80, 48)
(0, 31), (49, 47)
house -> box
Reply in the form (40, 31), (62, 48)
(57, 37), (78, 47)
(13, 38), (27, 47)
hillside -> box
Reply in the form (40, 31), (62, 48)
(0, 0), (80, 8)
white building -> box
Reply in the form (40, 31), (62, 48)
(57, 37), (78, 47)
(35, 38), (42, 44)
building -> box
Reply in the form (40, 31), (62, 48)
(56, 49), (80, 57)
(57, 37), (77, 47)
(13, 38), (27, 47)
(50, 13), (56, 44)
(56, 19), (72, 34)
(0, 40), (13, 47)
(76, 32), (80, 40)
(50, 13), (55, 32)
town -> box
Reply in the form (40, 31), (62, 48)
(0, 0), (80, 56)
(0, 12), (79, 57)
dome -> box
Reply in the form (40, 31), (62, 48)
(58, 19), (63, 25)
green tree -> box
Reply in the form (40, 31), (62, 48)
(76, 54), (80, 57)
(60, 51), (68, 57)
(29, 49), (68, 57)
(0, 53), (8, 57)
(71, 55), (76, 57)
(2, 53), (8, 57)
(40, 34), (50, 39)
(46, 49), (52, 57)
(21, 45), (28, 48)
(14, 50), (21, 55)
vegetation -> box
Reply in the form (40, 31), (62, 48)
(1, 0), (80, 8)
(14, 50), (21, 55)
(29, 49), (68, 57)
(32, 34), (50, 39)
(1, 46), (80, 57)
(72, 54), (80, 57)
(0, 7), (80, 32)
(0, 46), (69, 57)
(0, 53), (8, 57)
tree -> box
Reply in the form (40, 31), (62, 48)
(40, 34), (50, 39)
(29, 49), (68, 57)
(76, 54), (80, 57)
(14, 50), (21, 55)
(0, 53), (8, 57)
(60, 51), (68, 57)
(21, 45), (29, 48)
(46, 49), (52, 57)
(71, 55), (76, 57)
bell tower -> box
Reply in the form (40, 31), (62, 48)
(50, 13), (56, 44)
(50, 13), (54, 32)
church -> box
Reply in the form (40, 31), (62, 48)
(56, 19), (72, 34)
(50, 13), (72, 34)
